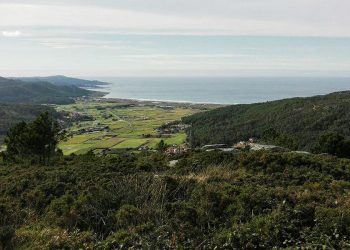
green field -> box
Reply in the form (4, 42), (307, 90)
(57, 101), (203, 155)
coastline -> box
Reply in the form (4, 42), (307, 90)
(104, 96), (230, 106)
(84, 85), (228, 107)
(85, 76), (350, 105)
(86, 83), (350, 107)
(88, 96), (226, 109)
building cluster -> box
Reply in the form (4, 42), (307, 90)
(166, 145), (190, 155)
(76, 126), (110, 135)
(66, 112), (94, 122)
(157, 123), (190, 135)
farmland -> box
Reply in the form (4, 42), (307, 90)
(56, 99), (212, 155)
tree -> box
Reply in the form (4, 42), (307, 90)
(315, 132), (350, 158)
(262, 128), (298, 150)
(3, 112), (63, 164)
(156, 140), (167, 152)
(29, 112), (62, 164)
(4, 121), (30, 162)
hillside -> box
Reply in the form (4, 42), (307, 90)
(183, 91), (350, 150)
(0, 77), (101, 104)
(1, 151), (350, 249)
(14, 75), (110, 88)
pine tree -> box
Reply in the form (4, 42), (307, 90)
(3, 112), (63, 164)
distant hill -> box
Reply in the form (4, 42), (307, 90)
(14, 75), (110, 88)
(0, 77), (102, 104)
(183, 91), (350, 150)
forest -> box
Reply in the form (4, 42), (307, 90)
(183, 91), (350, 151)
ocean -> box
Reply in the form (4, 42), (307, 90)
(93, 77), (350, 104)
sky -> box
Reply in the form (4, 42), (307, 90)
(1, 0), (350, 77)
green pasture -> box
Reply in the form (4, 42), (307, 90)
(57, 101), (200, 155)
(59, 143), (94, 155)
(112, 138), (149, 149)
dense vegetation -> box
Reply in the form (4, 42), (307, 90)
(1, 150), (350, 249)
(2, 112), (62, 164)
(0, 104), (59, 143)
(0, 77), (98, 104)
(183, 91), (350, 151)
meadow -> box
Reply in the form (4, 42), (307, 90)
(56, 100), (203, 155)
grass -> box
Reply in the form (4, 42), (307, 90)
(164, 133), (187, 145)
(63, 134), (101, 144)
(56, 101), (204, 154)
(94, 137), (125, 148)
(59, 144), (94, 155)
(112, 139), (149, 149)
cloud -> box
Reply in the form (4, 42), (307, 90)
(0, 1), (350, 77)
(2, 30), (22, 37)
(0, 2), (350, 37)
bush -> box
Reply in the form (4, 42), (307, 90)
(115, 205), (142, 228)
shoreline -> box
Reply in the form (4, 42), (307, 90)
(88, 96), (226, 109)
(103, 96), (231, 106)
(83, 83), (228, 107)
(85, 85), (229, 107)
(88, 85), (350, 107)
(84, 76), (350, 106)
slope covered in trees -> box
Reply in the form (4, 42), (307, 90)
(1, 151), (350, 249)
(183, 91), (350, 150)
(0, 77), (100, 104)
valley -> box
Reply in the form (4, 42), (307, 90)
(56, 99), (219, 155)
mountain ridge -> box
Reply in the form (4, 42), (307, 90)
(13, 75), (110, 88)
(0, 76), (103, 104)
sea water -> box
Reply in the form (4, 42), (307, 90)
(93, 77), (350, 104)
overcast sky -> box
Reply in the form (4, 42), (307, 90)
(1, 0), (350, 77)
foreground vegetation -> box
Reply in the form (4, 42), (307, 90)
(1, 89), (350, 249)
(1, 150), (350, 249)
(184, 91), (350, 151)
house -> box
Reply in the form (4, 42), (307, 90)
(138, 146), (149, 151)
(166, 145), (189, 155)
(76, 125), (110, 135)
